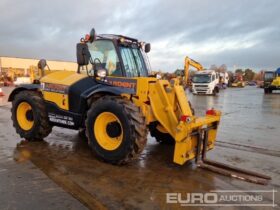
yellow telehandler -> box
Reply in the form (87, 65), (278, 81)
(9, 28), (270, 184)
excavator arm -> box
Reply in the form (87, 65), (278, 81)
(184, 56), (203, 85)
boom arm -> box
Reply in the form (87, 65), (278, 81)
(184, 56), (203, 83)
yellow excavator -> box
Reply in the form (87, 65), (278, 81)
(8, 28), (270, 184)
(170, 56), (204, 89)
(184, 56), (204, 87)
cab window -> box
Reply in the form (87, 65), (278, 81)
(120, 46), (148, 77)
(88, 40), (122, 76)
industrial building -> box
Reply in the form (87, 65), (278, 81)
(0, 56), (77, 74)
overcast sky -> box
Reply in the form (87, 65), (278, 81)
(0, 0), (279, 72)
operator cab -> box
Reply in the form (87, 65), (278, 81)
(77, 28), (151, 79)
(264, 71), (275, 83)
(192, 70), (217, 83)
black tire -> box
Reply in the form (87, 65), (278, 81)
(264, 88), (272, 94)
(86, 96), (147, 165)
(264, 88), (269, 94)
(149, 101), (194, 145)
(149, 122), (175, 145)
(213, 87), (219, 96)
(11, 90), (52, 141)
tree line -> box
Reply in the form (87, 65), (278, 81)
(209, 64), (265, 81)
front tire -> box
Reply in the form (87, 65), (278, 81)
(213, 87), (219, 96)
(11, 91), (52, 141)
(86, 96), (147, 165)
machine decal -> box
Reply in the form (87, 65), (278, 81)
(106, 77), (137, 90)
(42, 83), (69, 94)
(48, 113), (74, 126)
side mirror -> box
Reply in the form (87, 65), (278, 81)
(76, 43), (90, 66)
(145, 43), (151, 53)
(88, 28), (96, 43)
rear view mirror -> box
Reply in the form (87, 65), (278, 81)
(76, 43), (90, 66)
(88, 28), (96, 43)
(145, 43), (151, 53)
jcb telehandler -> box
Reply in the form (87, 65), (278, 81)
(9, 28), (270, 184)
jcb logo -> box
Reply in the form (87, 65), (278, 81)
(110, 81), (136, 89)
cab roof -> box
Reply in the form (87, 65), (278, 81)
(195, 70), (215, 75)
(97, 34), (138, 43)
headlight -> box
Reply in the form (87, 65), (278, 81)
(97, 69), (107, 78)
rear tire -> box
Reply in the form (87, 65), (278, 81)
(11, 90), (52, 141)
(264, 88), (272, 94)
(149, 101), (194, 145)
(149, 122), (175, 145)
(264, 88), (268, 94)
(86, 96), (147, 164)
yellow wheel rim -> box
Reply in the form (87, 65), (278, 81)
(16, 102), (34, 131)
(94, 112), (123, 151)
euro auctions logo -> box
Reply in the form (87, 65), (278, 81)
(167, 192), (218, 205)
(166, 190), (277, 207)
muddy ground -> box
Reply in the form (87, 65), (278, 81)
(0, 86), (279, 209)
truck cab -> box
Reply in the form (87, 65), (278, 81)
(191, 70), (220, 95)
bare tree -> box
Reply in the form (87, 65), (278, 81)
(218, 64), (227, 73)
(209, 64), (218, 71)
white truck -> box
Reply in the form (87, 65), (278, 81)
(191, 70), (220, 95)
(219, 72), (229, 88)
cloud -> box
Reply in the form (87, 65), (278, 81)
(0, 0), (279, 71)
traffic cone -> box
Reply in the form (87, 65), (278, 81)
(0, 88), (4, 97)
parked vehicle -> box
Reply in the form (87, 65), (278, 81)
(229, 74), (245, 87)
(219, 72), (229, 88)
(264, 68), (280, 93)
(192, 70), (220, 95)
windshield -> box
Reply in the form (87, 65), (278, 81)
(87, 40), (122, 76)
(264, 72), (275, 82)
(120, 46), (148, 77)
(192, 74), (211, 83)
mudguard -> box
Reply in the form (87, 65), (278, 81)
(83, 85), (135, 99)
(75, 84), (135, 115)
(8, 84), (41, 102)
